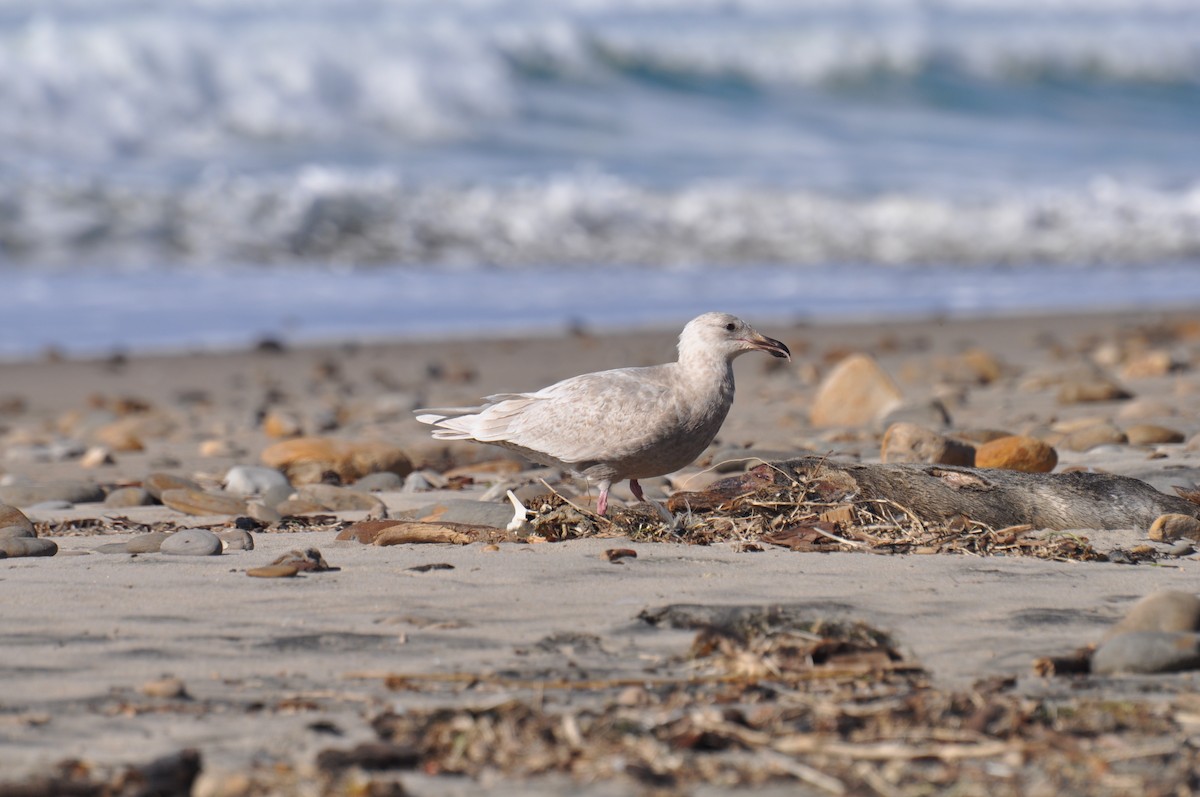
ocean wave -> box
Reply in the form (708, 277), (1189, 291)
(4, 171), (1199, 268)
(1, 1), (1197, 170)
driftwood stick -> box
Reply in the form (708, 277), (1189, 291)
(772, 458), (1200, 531)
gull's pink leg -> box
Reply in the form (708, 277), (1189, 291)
(596, 487), (609, 516)
(629, 479), (645, 503)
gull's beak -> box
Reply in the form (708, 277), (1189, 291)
(744, 331), (791, 361)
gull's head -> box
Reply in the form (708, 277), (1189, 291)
(679, 312), (792, 362)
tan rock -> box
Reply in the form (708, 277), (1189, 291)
(950, 429), (1014, 445)
(79, 446), (114, 468)
(809, 354), (903, 428)
(198, 439), (246, 458)
(1050, 416), (1111, 434)
(1124, 424), (1185, 446)
(298, 484), (387, 514)
(960, 348), (1005, 384)
(262, 410), (303, 439)
(91, 412), (176, 450)
(1188, 432), (1200, 452)
(1107, 590), (1200, 638)
(160, 488), (248, 517)
(143, 472), (203, 501)
(1148, 514), (1200, 542)
(880, 423), (974, 466)
(1057, 380), (1132, 404)
(1063, 423), (1127, 452)
(260, 437), (413, 485)
(0, 505), (34, 534)
(974, 436), (1058, 473)
(1121, 349), (1176, 380)
(1116, 399), (1176, 420)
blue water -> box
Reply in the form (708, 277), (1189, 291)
(1, 0), (1199, 355)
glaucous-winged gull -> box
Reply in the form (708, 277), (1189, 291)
(414, 312), (790, 515)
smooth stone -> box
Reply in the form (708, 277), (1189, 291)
(1063, 423), (1128, 452)
(104, 487), (156, 508)
(1108, 590), (1200, 637)
(401, 471), (435, 493)
(299, 484), (387, 513)
(1116, 399), (1177, 420)
(0, 537), (57, 557)
(405, 499), (516, 529)
(247, 501), (283, 524)
(160, 528), (223, 556)
(198, 438), (246, 458)
(0, 525), (34, 540)
(223, 465), (291, 497)
(247, 563), (300, 578)
(95, 542), (136, 554)
(974, 436), (1058, 473)
(1057, 380), (1132, 404)
(79, 446), (115, 468)
(353, 471), (405, 492)
(217, 529), (255, 551)
(276, 498), (330, 515)
(262, 409), (304, 439)
(0, 505), (34, 533)
(1169, 541), (1195, 557)
(1148, 514), (1200, 543)
(261, 483), (294, 509)
(141, 676), (189, 699)
(877, 398), (952, 431)
(809, 354), (904, 428)
(1120, 349), (1176, 380)
(0, 481), (106, 507)
(1092, 631), (1200, 675)
(880, 423), (974, 466)
(1124, 424), (1185, 446)
(144, 472), (203, 501)
(161, 488), (248, 517)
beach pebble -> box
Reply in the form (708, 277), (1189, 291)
(144, 472), (203, 501)
(276, 498), (329, 515)
(1186, 432), (1200, 452)
(1169, 541), (1195, 557)
(90, 419), (146, 452)
(1124, 424), (1185, 446)
(104, 487), (156, 508)
(0, 505), (35, 533)
(0, 537), (57, 558)
(223, 465), (290, 497)
(401, 471), (435, 493)
(880, 423), (974, 466)
(1120, 349), (1176, 380)
(197, 438), (246, 458)
(126, 532), (171, 553)
(28, 500), (75, 511)
(0, 481), (106, 507)
(262, 409), (303, 438)
(1108, 590), (1200, 636)
(1117, 398), (1177, 420)
(141, 676), (189, 699)
(809, 353), (903, 428)
(217, 529), (255, 551)
(877, 398), (952, 431)
(299, 484), (387, 513)
(260, 436), (413, 485)
(1063, 423), (1128, 452)
(161, 488), (248, 517)
(1148, 514), (1200, 543)
(353, 471), (404, 492)
(79, 446), (115, 468)
(1091, 631), (1200, 675)
(161, 528), (223, 556)
(974, 436), (1058, 473)
(246, 501), (283, 524)
(1057, 380), (1132, 404)
(3, 440), (86, 463)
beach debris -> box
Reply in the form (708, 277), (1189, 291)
(260, 436), (413, 486)
(407, 563), (455, 572)
(416, 312), (790, 516)
(505, 490), (531, 534)
(880, 422), (975, 465)
(603, 548), (637, 563)
(373, 522), (513, 547)
(160, 528), (222, 556)
(974, 435), (1057, 473)
(808, 353), (903, 428)
(160, 488), (248, 517)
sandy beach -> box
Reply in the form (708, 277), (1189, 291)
(3, 308), (1200, 795)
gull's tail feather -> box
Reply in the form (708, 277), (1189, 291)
(414, 406), (485, 440)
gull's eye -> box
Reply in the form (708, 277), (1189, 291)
(725, 322), (736, 331)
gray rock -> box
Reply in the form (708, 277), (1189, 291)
(1169, 541), (1195, 557)
(247, 501), (283, 524)
(1107, 590), (1200, 637)
(261, 484), (294, 510)
(1092, 631), (1200, 675)
(299, 484), (386, 513)
(160, 528), (222, 556)
(0, 505), (34, 533)
(104, 487), (156, 508)
(354, 471), (404, 492)
(401, 471), (435, 493)
(0, 525), (34, 541)
(223, 465), (291, 497)
(0, 481), (106, 507)
(95, 542), (135, 554)
(218, 529), (255, 551)
(0, 537), (57, 558)
(27, 500), (76, 511)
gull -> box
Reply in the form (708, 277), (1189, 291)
(415, 312), (790, 516)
